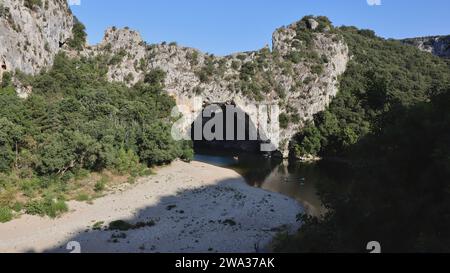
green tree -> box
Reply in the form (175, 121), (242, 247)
(67, 20), (87, 51)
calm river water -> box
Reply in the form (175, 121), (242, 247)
(194, 149), (336, 216)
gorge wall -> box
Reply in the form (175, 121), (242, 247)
(85, 18), (349, 156)
(0, 0), (74, 83)
(1, 0), (350, 157)
(401, 35), (450, 59)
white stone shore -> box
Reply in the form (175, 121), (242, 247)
(0, 160), (302, 253)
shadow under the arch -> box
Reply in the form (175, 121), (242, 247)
(42, 178), (302, 253)
(191, 103), (273, 156)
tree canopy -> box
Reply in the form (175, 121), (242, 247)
(0, 53), (192, 220)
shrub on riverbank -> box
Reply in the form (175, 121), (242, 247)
(24, 197), (68, 218)
(0, 206), (12, 223)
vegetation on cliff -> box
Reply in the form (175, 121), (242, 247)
(0, 53), (192, 220)
(67, 19), (87, 51)
(1, 9), (449, 252)
(277, 25), (450, 252)
(293, 26), (450, 158)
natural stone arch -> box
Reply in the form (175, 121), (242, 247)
(190, 102), (266, 155)
(84, 18), (350, 157)
(172, 95), (281, 156)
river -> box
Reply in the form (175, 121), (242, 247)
(194, 149), (337, 217)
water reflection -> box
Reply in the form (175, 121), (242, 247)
(194, 149), (331, 216)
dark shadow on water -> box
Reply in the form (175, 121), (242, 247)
(194, 149), (342, 217)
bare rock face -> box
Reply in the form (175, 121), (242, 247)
(307, 18), (319, 30)
(0, 0), (74, 81)
(89, 18), (350, 157)
(0, 1), (349, 157)
(84, 27), (148, 84)
(401, 35), (450, 59)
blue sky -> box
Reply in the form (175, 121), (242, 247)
(69, 0), (450, 56)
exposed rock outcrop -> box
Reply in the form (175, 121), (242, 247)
(401, 35), (450, 59)
(0, 0), (349, 157)
(0, 0), (74, 81)
(85, 19), (349, 156)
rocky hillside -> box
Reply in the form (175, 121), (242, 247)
(0, 0), (350, 157)
(84, 17), (349, 156)
(401, 35), (450, 59)
(0, 0), (74, 82)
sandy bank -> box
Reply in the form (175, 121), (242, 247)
(0, 160), (303, 253)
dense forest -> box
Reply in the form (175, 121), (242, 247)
(276, 25), (450, 252)
(292, 25), (449, 158)
(0, 53), (192, 222)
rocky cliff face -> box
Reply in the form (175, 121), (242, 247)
(0, 1), (349, 157)
(86, 18), (349, 156)
(401, 35), (450, 59)
(0, 0), (74, 84)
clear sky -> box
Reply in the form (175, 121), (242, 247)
(69, 0), (450, 56)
